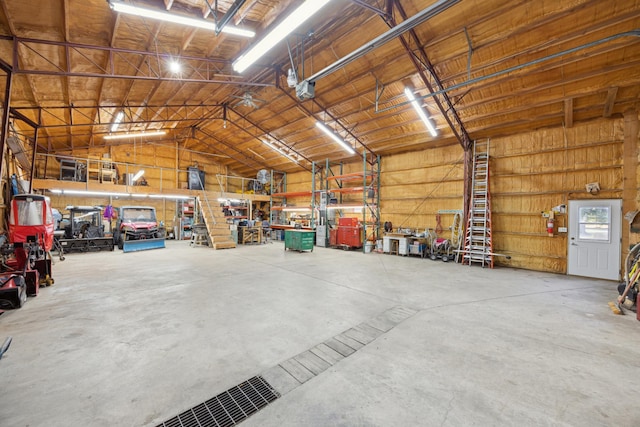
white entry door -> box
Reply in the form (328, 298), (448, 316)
(567, 199), (621, 280)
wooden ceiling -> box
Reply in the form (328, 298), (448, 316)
(1, 0), (639, 177)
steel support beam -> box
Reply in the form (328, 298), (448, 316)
(350, 0), (390, 17)
(386, 0), (471, 150)
(386, 0), (472, 225)
(278, 86), (377, 165)
(28, 126), (38, 193)
(12, 103), (225, 130)
(0, 35), (272, 86)
(0, 68), (13, 187)
(194, 126), (268, 172)
(227, 106), (312, 171)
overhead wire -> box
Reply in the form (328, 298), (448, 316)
(396, 151), (465, 228)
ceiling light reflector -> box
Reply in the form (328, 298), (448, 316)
(233, 0), (334, 73)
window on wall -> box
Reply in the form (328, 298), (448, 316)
(578, 206), (610, 242)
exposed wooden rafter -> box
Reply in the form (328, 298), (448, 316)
(564, 98), (574, 128)
(603, 87), (619, 117)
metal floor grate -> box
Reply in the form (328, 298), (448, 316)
(157, 376), (280, 427)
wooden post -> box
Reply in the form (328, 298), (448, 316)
(623, 109), (639, 262)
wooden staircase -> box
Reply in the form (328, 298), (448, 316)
(196, 195), (236, 250)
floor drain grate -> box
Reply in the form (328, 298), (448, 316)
(157, 376), (280, 427)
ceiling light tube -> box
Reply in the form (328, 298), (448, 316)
(315, 122), (356, 155)
(132, 170), (145, 181)
(261, 140), (299, 164)
(50, 189), (131, 197)
(326, 205), (365, 210)
(109, 1), (255, 38)
(51, 189), (190, 199)
(232, 0), (334, 73)
(149, 194), (192, 200)
(111, 111), (124, 132)
(104, 130), (166, 140)
(404, 87), (438, 137)
(281, 207), (312, 212)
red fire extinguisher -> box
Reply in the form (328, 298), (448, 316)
(547, 216), (555, 235)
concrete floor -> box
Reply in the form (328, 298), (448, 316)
(1, 240), (639, 426)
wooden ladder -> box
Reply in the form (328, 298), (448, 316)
(462, 139), (493, 268)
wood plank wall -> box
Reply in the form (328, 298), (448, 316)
(380, 146), (464, 234)
(32, 144), (229, 234)
(491, 119), (624, 273)
(287, 117), (637, 275)
(5, 115), (636, 275)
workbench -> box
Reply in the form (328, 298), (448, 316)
(383, 233), (412, 256)
(284, 229), (314, 252)
(238, 226), (262, 245)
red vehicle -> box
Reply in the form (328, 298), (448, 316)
(0, 194), (55, 309)
(9, 194), (54, 253)
(113, 205), (165, 252)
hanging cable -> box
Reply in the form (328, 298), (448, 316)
(397, 152), (465, 228)
(435, 213), (443, 235)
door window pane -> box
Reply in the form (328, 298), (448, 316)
(578, 207), (610, 241)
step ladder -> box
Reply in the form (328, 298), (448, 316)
(462, 138), (493, 268)
(190, 223), (210, 247)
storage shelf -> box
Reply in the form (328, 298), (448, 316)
(327, 204), (377, 209)
(178, 199), (195, 241)
(271, 191), (313, 197)
(271, 206), (312, 211)
(329, 186), (375, 194)
(327, 172), (374, 182)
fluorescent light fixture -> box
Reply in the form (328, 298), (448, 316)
(111, 111), (124, 132)
(261, 140), (299, 164)
(104, 130), (166, 140)
(149, 194), (192, 200)
(233, 0), (334, 73)
(50, 189), (191, 199)
(326, 205), (365, 211)
(132, 170), (145, 181)
(217, 198), (241, 203)
(109, 1), (255, 37)
(404, 87), (438, 137)
(50, 189), (131, 197)
(281, 207), (312, 212)
(315, 122), (356, 155)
